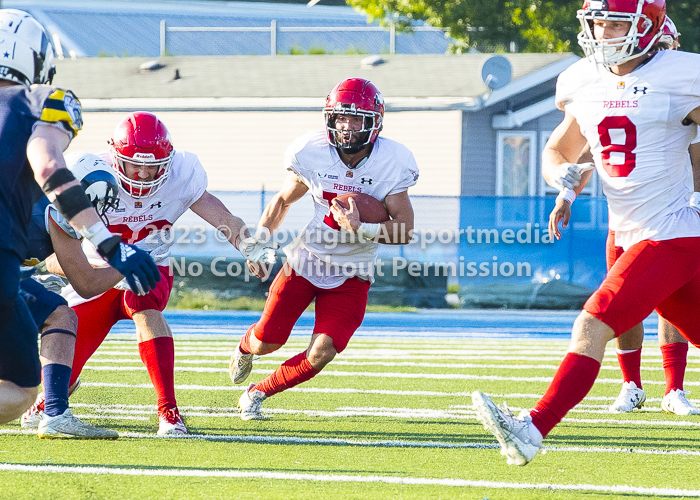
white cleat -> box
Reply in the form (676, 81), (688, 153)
(662, 389), (700, 416)
(229, 346), (254, 385)
(157, 407), (187, 435)
(20, 401), (44, 430)
(20, 377), (82, 430)
(471, 391), (540, 466)
(609, 381), (646, 413)
(238, 383), (267, 421)
(37, 409), (118, 440)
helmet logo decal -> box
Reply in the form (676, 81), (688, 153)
(132, 152), (156, 160)
(589, 0), (608, 10)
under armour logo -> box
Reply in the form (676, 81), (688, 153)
(120, 244), (136, 262)
(150, 201), (162, 209)
(361, 178), (373, 184)
(633, 86), (648, 95)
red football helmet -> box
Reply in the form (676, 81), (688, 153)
(109, 111), (174, 199)
(658, 16), (679, 48)
(577, 0), (666, 68)
(323, 78), (384, 153)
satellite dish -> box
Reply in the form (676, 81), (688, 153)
(480, 55), (512, 91)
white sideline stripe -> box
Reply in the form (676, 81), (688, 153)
(0, 463), (698, 496)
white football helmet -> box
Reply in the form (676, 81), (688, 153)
(64, 152), (120, 226)
(0, 9), (55, 85)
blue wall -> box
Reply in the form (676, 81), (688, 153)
(454, 197), (608, 289)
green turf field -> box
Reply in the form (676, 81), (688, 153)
(2, 334), (699, 499)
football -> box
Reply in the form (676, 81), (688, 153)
(334, 192), (390, 223)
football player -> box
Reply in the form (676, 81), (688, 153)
(36, 111), (275, 435)
(20, 152), (126, 439)
(228, 78), (419, 420)
(547, 16), (700, 416)
(473, 0), (700, 466)
(0, 10), (160, 425)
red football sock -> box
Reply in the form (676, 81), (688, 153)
(617, 348), (643, 388)
(253, 351), (320, 397)
(139, 337), (177, 414)
(239, 326), (254, 355)
(661, 342), (688, 394)
(530, 353), (601, 438)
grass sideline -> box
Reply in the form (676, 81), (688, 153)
(2, 333), (700, 499)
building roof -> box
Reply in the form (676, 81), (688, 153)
(8, 0), (450, 57)
(54, 53), (577, 111)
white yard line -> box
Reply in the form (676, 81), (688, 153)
(0, 463), (698, 496)
(77, 382), (695, 405)
(84, 357), (700, 372)
(77, 365), (700, 386)
(4, 426), (700, 459)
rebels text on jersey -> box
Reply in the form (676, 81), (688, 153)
(284, 131), (419, 286)
(0, 85), (81, 259)
(556, 50), (700, 249)
(98, 150), (208, 265)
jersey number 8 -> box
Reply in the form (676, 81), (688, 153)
(598, 116), (637, 177)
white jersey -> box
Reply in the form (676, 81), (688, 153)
(61, 149), (208, 305)
(556, 50), (700, 249)
(283, 131), (419, 288)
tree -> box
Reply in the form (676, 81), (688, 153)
(346, 0), (700, 54)
(668, 2), (700, 54)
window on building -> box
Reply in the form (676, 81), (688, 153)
(496, 131), (537, 196)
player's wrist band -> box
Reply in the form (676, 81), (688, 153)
(233, 234), (241, 250)
(556, 188), (576, 205)
(358, 222), (380, 241)
(41, 168), (77, 194)
(52, 185), (94, 220)
(79, 221), (115, 248)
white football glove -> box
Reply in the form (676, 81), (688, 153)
(239, 237), (278, 264)
(551, 162), (595, 191)
(690, 192), (700, 214)
(145, 241), (171, 263)
(114, 275), (148, 296)
(31, 273), (67, 294)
